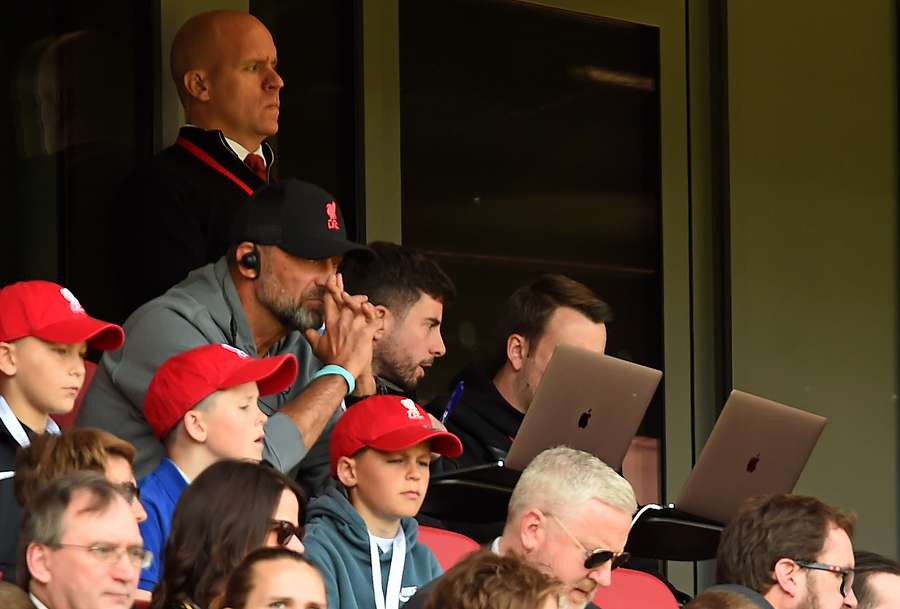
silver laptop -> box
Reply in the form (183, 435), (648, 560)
(505, 344), (662, 471)
(675, 389), (827, 523)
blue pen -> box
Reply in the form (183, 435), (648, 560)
(440, 380), (465, 424)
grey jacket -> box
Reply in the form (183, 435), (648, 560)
(77, 258), (337, 490)
(304, 484), (443, 609)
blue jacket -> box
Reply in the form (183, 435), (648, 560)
(303, 485), (442, 609)
(138, 458), (189, 592)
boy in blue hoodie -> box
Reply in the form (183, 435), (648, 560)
(303, 394), (463, 609)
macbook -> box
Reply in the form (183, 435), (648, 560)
(505, 344), (662, 471)
(675, 389), (828, 523)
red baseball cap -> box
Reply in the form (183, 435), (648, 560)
(330, 395), (463, 475)
(0, 280), (124, 350)
(144, 344), (299, 440)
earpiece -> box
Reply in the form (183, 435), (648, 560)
(239, 246), (261, 278)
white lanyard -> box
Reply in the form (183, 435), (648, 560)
(369, 530), (406, 609)
(0, 395), (60, 448)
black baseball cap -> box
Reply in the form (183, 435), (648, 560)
(229, 179), (370, 260)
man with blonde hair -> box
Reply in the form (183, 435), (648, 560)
(406, 446), (637, 609)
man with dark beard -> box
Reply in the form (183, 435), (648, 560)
(78, 180), (380, 494)
(710, 494), (859, 609)
(339, 242), (456, 399)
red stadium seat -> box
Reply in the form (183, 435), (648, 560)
(593, 567), (679, 609)
(51, 360), (97, 430)
(418, 525), (481, 570)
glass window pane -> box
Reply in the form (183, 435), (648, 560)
(400, 0), (663, 439)
(252, 0), (361, 239)
(1, 1), (155, 324)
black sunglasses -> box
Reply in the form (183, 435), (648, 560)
(548, 514), (630, 571)
(584, 549), (632, 571)
(269, 520), (304, 547)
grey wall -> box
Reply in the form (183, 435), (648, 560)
(726, 0), (899, 556)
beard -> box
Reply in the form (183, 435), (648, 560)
(558, 593), (590, 609)
(557, 577), (598, 609)
(256, 274), (324, 332)
(372, 337), (433, 391)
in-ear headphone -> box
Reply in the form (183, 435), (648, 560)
(239, 245), (261, 278)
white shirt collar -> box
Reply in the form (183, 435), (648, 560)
(224, 137), (265, 164)
(182, 124), (265, 164)
(0, 395), (61, 447)
(491, 537), (502, 555)
(168, 458), (192, 484)
(30, 592), (51, 609)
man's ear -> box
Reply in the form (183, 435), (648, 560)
(771, 558), (803, 598)
(373, 305), (391, 341)
(26, 543), (52, 585)
(518, 508), (546, 555)
(336, 456), (358, 488)
(0, 342), (17, 376)
(182, 411), (208, 443)
(183, 69), (211, 102)
(234, 242), (259, 280)
(506, 334), (529, 372)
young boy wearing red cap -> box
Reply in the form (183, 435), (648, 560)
(303, 395), (463, 609)
(137, 343), (298, 593)
(0, 280), (124, 581)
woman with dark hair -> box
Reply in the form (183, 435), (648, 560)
(221, 547), (326, 609)
(149, 460), (305, 609)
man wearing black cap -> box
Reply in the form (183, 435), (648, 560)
(78, 180), (380, 494)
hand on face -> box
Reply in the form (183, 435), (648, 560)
(304, 273), (382, 378)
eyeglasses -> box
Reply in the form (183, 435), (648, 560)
(794, 560), (855, 598)
(547, 513), (630, 571)
(115, 481), (141, 504)
(51, 543), (153, 569)
(269, 520), (304, 547)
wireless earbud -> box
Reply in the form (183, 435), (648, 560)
(239, 246), (260, 278)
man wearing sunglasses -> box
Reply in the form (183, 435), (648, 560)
(712, 493), (858, 609)
(405, 446), (636, 609)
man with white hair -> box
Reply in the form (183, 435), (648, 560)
(406, 446), (637, 609)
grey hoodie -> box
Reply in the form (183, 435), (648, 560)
(77, 258), (337, 491)
(304, 484), (443, 609)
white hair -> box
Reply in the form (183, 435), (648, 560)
(507, 446), (637, 524)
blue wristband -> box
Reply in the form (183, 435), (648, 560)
(312, 364), (356, 395)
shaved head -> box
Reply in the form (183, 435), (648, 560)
(171, 11), (266, 108)
(169, 10), (283, 150)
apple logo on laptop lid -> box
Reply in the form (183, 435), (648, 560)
(577, 408), (592, 429)
(746, 453), (761, 473)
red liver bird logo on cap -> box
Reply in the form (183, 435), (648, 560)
(325, 201), (340, 231)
